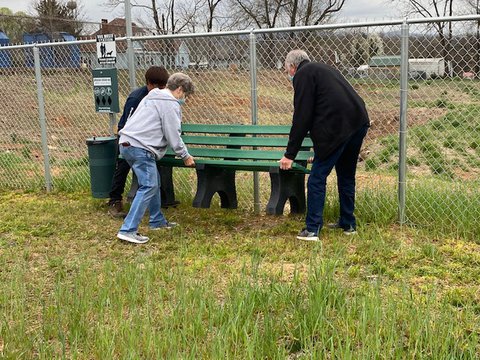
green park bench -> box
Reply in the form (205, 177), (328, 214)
(156, 123), (314, 215)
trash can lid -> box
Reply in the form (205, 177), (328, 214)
(86, 136), (117, 145)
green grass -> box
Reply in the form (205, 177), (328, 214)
(0, 74), (479, 357)
(0, 190), (479, 358)
(365, 99), (480, 180)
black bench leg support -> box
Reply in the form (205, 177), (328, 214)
(126, 166), (178, 208)
(157, 165), (178, 207)
(266, 171), (306, 215)
(193, 166), (237, 209)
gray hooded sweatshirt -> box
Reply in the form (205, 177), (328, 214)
(118, 88), (190, 160)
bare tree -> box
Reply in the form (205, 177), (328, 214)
(392, 0), (457, 74)
(404, 0), (455, 40)
(230, 0), (287, 28)
(285, 0), (346, 27)
(205, 0), (223, 32)
(105, 0), (202, 34)
(0, 9), (37, 43)
(32, 0), (86, 37)
(463, 0), (479, 75)
(464, 0), (480, 13)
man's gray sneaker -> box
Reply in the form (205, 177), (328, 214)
(327, 223), (357, 235)
(150, 221), (177, 230)
(117, 232), (149, 244)
(296, 229), (319, 241)
(326, 222), (342, 230)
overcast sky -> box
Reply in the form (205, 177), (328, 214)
(1, 0), (402, 27)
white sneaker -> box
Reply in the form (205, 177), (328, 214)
(117, 232), (149, 244)
(343, 227), (357, 236)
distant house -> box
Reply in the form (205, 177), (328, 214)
(130, 39), (190, 69)
(23, 32), (80, 68)
(80, 39), (191, 70)
(0, 31), (12, 68)
(81, 18), (143, 68)
(80, 19), (191, 70)
(367, 55), (402, 80)
(93, 18), (145, 37)
(175, 41), (189, 68)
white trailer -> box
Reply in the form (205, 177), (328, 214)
(408, 58), (445, 78)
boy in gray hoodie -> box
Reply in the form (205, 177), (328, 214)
(117, 73), (195, 244)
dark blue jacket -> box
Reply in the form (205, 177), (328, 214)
(117, 86), (149, 131)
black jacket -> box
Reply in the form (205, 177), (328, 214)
(117, 86), (149, 131)
(285, 60), (370, 161)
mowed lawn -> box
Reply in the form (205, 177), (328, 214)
(0, 191), (479, 358)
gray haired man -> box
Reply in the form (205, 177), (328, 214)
(117, 73), (196, 244)
(279, 50), (370, 241)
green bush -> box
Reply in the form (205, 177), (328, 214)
(365, 158), (379, 171)
(434, 99), (449, 108)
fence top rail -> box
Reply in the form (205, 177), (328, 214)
(0, 38), (95, 51)
(1, 14), (479, 51)
(127, 14), (480, 41)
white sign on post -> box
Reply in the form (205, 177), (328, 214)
(96, 34), (116, 65)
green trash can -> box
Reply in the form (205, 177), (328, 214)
(86, 136), (117, 198)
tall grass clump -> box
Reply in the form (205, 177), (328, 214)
(406, 181), (480, 241)
(356, 187), (397, 227)
(2, 254), (479, 358)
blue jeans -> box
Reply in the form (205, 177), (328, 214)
(306, 125), (368, 234)
(119, 145), (167, 233)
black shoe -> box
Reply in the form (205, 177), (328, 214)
(296, 229), (319, 241)
(162, 200), (180, 209)
(108, 201), (127, 218)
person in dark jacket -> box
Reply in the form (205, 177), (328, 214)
(279, 50), (370, 241)
(107, 66), (170, 217)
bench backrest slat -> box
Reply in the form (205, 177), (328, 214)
(182, 124), (293, 135)
(182, 135), (313, 148)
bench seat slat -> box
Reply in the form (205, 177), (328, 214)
(182, 135), (313, 148)
(166, 147), (313, 161)
(158, 157), (310, 173)
(182, 124), (293, 135)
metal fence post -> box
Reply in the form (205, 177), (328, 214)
(33, 45), (53, 192)
(109, 113), (117, 137)
(125, 0), (136, 91)
(398, 19), (409, 225)
(249, 30), (260, 213)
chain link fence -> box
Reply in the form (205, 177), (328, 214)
(0, 16), (479, 235)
